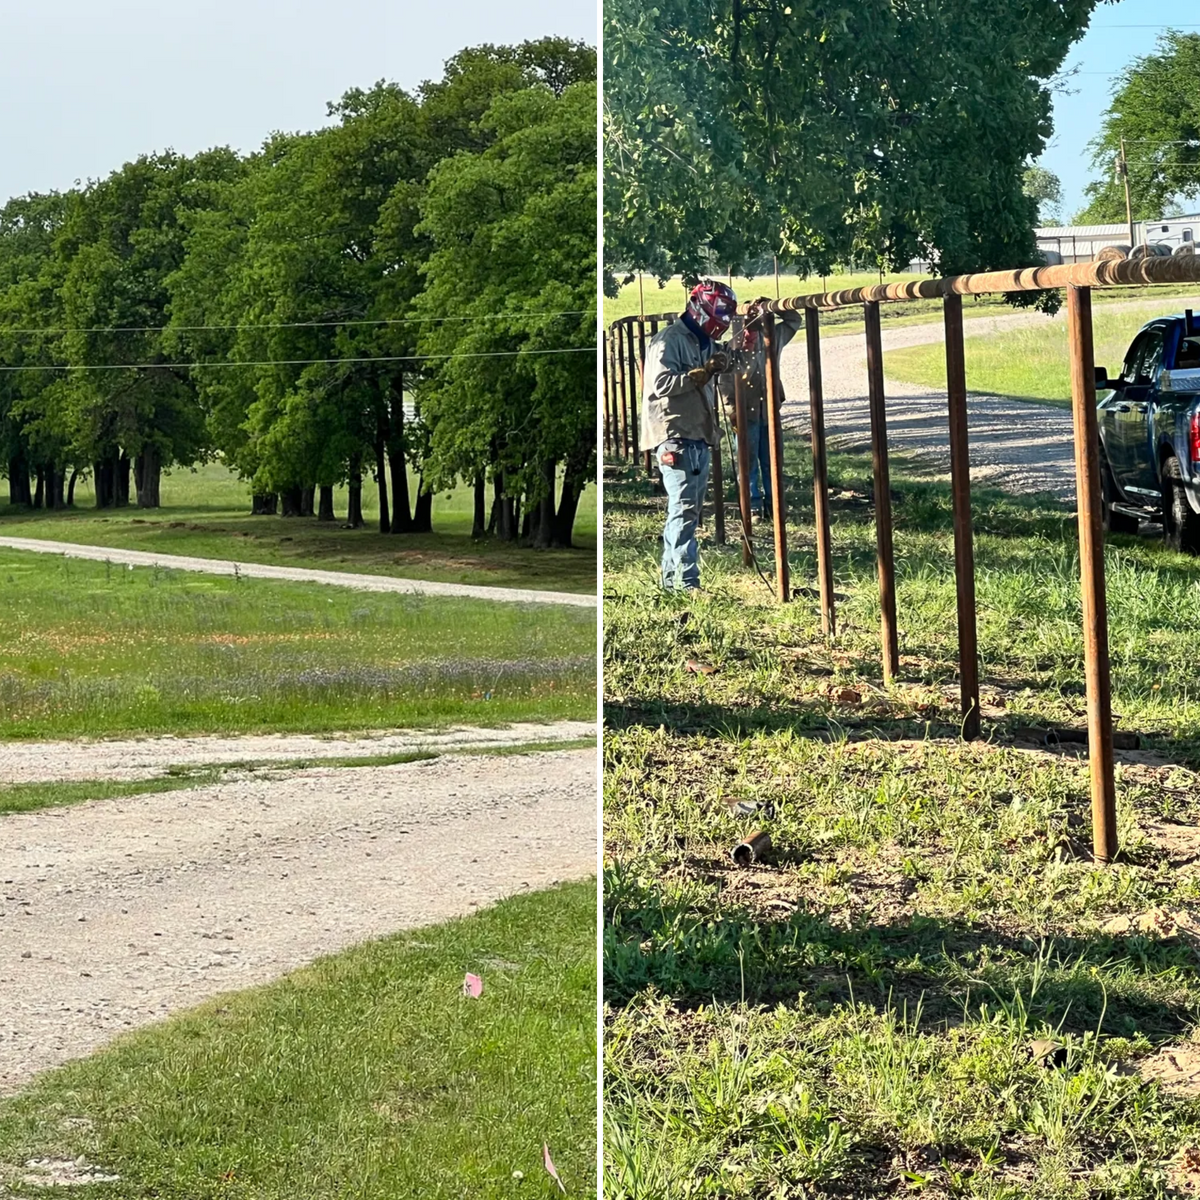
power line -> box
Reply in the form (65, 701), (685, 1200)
(0, 347), (596, 373)
(0, 310), (591, 337)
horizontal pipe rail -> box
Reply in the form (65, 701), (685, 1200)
(609, 254), (1200, 333)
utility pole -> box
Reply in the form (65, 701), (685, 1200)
(1119, 139), (1136, 250)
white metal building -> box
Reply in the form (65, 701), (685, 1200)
(1035, 215), (1200, 263)
(1034, 223), (1130, 264)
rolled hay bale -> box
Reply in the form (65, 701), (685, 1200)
(1040, 249), (1064, 266)
(1096, 244), (1130, 262)
(1131, 242), (1173, 261)
(1175, 243), (1196, 257)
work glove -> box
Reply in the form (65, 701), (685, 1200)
(687, 352), (729, 388)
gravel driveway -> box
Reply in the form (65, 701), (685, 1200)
(776, 296), (1200, 501)
(0, 746), (596, 1094)
(0, 537), (596, 608)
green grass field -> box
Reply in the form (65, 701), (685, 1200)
(603, 442), (1200, 1196)
(0, 880), (598, 1200)
(0, 548), (594, 739)
(0, 462), (597, 595)
(867, 297), (1200, 408)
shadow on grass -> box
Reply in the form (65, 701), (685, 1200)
(604, 868), (1195, 1044)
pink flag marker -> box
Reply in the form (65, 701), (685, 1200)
(543, 1144), (565, 1193)
(462, 972), (483, 998)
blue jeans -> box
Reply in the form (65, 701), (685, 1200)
(734, 420), (772, 507)
(657, 439), (711, 590)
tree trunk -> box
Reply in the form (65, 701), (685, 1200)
(375, 429), (390, 534)
(346, 456), (364, 528)
(412, 480), (433, 533)
(8, 453), (30, 506)
(115, 454), (131, 507)
(94, 459), (111, 508)
(472, 474), (487, 539)
(488, 474), (502, 536)
(317, 485), (335, 521)
(520, 501), (532, 543)
(251, 492), (278, 515)
(281, 486), (302, 517)
(135, 445), (161, 508)
(43, 465), (58, 511)
(387, 384), (412, 532)
(32, 469), (44, 510)
(496, 492), (518, 542)
(300, 486), (315, 517)
(529, 460), (559, 548)
(554, 476), (583, 549)
(67, 470), (79, 507)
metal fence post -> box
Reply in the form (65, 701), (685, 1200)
(1067, 284), (1119, 863)
(626, 320), (641, 465)
(708, 314), (726, 542)
(864, 300), (900, 684)
(615, 321), (629, 460)
(600, 331), (609, 451)
(637, 319), (651, 474)
(805, 310), (836, 637)
(732, 316), (754, 566)
(943, 294), (981, 739)
(762, 312), (790, 602)
(607, 329), (620, 459)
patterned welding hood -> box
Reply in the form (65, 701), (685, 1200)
(686, 279), (738, 339)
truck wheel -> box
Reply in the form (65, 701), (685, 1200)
(1162, 455), (1200, 553)
(1100, 452), (1138, 534)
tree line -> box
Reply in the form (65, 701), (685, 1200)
(0, 38), (596, 548)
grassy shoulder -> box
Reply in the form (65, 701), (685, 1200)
(0, 549), (595, 739)
(883, 295), (1200, 407)
(603, 447), (1200, 1197)
(0, 880), (598, 1199)
(0, 738), (598, 818)
(0, 463), (597, 596)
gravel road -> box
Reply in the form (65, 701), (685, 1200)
(0, 720), (596, 783)
(0, 746), (596, 1094)
(776, 296), (1200, 501)
(0, 537), (596, 608)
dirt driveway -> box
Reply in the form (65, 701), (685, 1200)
(0, 745), (595, 1094)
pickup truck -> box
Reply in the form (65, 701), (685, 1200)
(1096, 309), (1200, 552)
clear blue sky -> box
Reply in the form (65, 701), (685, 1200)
(0, 0), (594, 202)
(1045, 0), (1195, 220)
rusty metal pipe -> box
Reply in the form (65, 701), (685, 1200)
(616, 322), (629, 460)
(626, 319), (641, 464)
(762, 313), (790, 603)
(805, 311), (836, 637)
(636, 318), (650, 474)
(864, 301), (900, 685)
(943, 295), (981, 740)
(731, 317), (754, 566)
(1067, 285), (1119, 864)
(731, 830), (771, 866)
(751, 253), (1200, 313)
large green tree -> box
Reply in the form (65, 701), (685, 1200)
(415, 79), (596, 548)
(1077, 32), (1200, 223)
(605, 0), (1098, 286)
